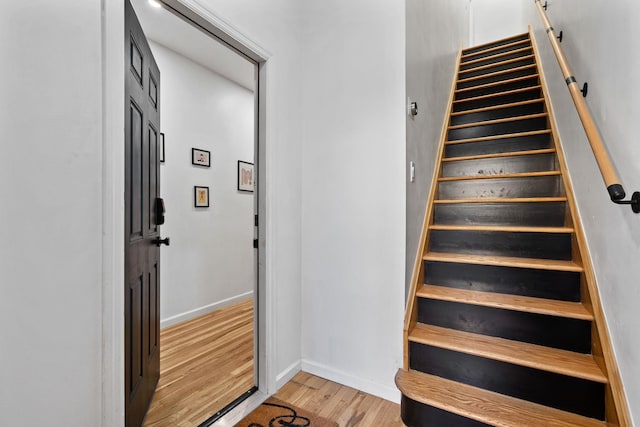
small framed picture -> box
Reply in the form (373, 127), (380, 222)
(194, 186), (209, 207)
(160, 133), (165, 163)
(237, 161), (254, 192)
(192, 148), (211, 167)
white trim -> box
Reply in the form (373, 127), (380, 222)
(101, 0), (125, 425)
(255, 59), (275, 396)
(276, 360), (302, 390)
(160, 292), (254, 329)
(301, 359), (401, 404)
(161, 0), (271, 62)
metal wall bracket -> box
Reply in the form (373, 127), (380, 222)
(543, 1), (548, 10)
(581, 82), (588, 97)
(410, 102), (418, 117)
(557, 30), (563, 43)
(613, 192), (640, 213)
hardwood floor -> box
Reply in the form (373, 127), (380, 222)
(273, 372), (404, 426)
(143, 298), (403, 426)
(144, 298), (255, 427)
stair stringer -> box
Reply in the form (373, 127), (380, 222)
(529, 26), (632, 427)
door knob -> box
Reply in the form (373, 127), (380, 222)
(152, 237), (170, 246)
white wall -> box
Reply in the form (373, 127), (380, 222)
(470, 0), (527, 47)
(201, 0), (408, 400)
(523, 2), (640, 424)
(298, 1), (406, 402)
(149, 41), (255, 327)
(0, 1), (103, 426)
(405, 0), (470, 289)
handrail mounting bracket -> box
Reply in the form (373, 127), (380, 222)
(612, 191), (640, 213)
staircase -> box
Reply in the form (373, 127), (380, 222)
(397, 31), (627, 426)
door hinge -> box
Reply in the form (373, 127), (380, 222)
(253, 239), (258, 249)
(254, 214), (258, 227)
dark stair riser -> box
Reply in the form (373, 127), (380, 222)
(409, 343), (605, 420)
(463, 34), (530, 56)
(457, 66), (536, 90)
(455, 76), (539, 101)
(450, 102), (545, 127)
(460, 49), (534, 72)
(433, 201), (566, 227)
(438, 175), (564, 199)
(417, 298), (591, 353)
(424, 260), (581, 301)
(462, 42), (531, 64)
(441, 153), (556, 177)
(459, 57), (536, 80)
(445, 132), (551, 157)
(448, 117), (547, 141)
(429, 230), (572, 260)
(453, 87), (541, 113)
(401, 396), (490, 427)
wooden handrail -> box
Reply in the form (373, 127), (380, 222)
(534, 0), (639, 212)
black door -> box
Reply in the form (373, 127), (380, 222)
(124, 1), (162, 425)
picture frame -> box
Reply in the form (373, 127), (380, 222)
(160, 133), (165, 163)
(192, 148), (211, 167)
(194, 186), (210, 208)
(237, 161), (254, 192)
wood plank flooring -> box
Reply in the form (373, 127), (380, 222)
(273, 371), (404, 427)
(142, 299), (402, 426)
(143, 298), (255, 427)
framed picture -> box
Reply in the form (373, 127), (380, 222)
(160, 133), (165, 163)
(237, 161), (254, 192)
(194, 186), (209, 207)
(192, 148), (211, 167)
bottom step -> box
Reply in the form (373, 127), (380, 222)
(395, 369), (605, 427)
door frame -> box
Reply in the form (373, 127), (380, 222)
(101, 1), (272, 425)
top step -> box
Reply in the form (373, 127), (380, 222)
(461, 39), (531, 64)
(463, 33), (530, 56)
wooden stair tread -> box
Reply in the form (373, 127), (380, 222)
(450, 98), (544, 117)
(438, 170), (560, 182)
(457, 64), (537, 85)
(460, 47), (533, 68)
(448, 113), (547, 130)
(459, 55), (535, 76)
(423, 252), (583, 272)
(429, 224), (572, 233)
(443, 148), (556, 162)
(409, 323), (605, 382)
(455, 75), (540, 95)
(461, 40), (531, 61)
(417, 285), (593, 321)
(462, 32), (530, 54)
(454, 85), (542, 105)
(445, 129), (551, 145)
(396, 370), (606, 427)
(434, 196), (567, 204)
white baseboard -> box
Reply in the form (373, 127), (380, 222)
(301, 359), (401, 404)
(276, 360), (302, 390)
(160, 291), (254, 329)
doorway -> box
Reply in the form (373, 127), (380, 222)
(128, 0), (261, 425)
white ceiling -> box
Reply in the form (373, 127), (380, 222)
(130, 0), (256, 91)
